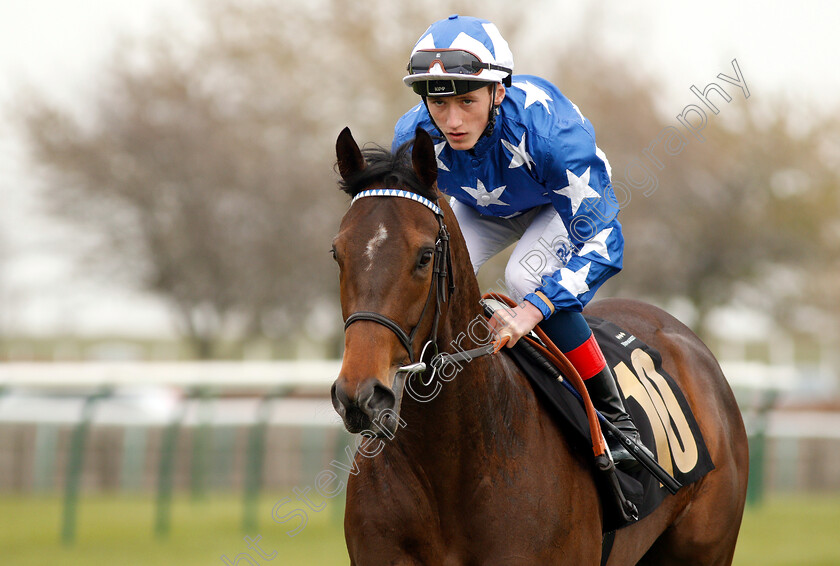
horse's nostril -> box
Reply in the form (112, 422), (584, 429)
(369, 382), (397, 413)
(331, 381), (347, 414)
(332, 378), (397, 435)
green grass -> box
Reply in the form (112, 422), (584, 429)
(1, 493), (839, 565)
(0, 493), (349, 566)
(733, 494), (840, 566)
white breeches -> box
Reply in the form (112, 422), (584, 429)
(450, 200), (572, 303)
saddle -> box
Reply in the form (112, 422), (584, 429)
(479, 297), (716, 532)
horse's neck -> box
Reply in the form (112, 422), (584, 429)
(395, 254), (534, 485)
(391, 198), (532, 475)
(406, 199), (523, 442)
(396, 342), (530, 496)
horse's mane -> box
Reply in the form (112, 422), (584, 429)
(337, 140), (439, 202)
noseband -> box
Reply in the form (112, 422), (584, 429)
(343, 189), (455, 364)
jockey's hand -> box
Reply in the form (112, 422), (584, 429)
(488, 301), (544, 348)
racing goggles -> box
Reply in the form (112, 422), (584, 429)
(407, 49), (512, 78)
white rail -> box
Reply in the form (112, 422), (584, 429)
(0, 360), (341, 389)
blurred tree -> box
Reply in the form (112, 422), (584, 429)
(546, 43), (840, 339)
(15, 0), (838, 356)
(0, 227), (7, 346)
(15, 0), (524, 358)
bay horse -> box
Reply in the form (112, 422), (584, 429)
(330, 126), (748, 565)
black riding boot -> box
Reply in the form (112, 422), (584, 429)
(584, 366), (646, 471)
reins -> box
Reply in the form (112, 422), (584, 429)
(440, 293), (681, 497)
(480, 294), (608, 458)
(340, 186), (678, 513)
(340, 189), (603, 459)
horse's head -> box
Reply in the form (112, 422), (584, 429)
(330, 127), (450, 438)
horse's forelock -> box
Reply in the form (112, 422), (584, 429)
(337, 141), (439, 201)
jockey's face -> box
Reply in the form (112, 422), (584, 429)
(427, 84), (506, 151)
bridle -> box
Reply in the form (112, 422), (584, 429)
(343, 189), (455, 367)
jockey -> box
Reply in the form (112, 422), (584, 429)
(393, 15), (643, 469)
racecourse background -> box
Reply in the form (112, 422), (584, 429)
(0, 493), (838, 565)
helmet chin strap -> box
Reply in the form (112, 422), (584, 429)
(483, 83), (499, 137)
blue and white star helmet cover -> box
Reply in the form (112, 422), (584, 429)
(403, 15), (514, 87)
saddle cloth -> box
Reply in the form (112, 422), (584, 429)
(505, 315), (715, 531)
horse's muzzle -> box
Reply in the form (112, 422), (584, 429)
(331, 377), (400, 437)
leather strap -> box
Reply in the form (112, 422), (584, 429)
(345, 311), (414, 362)
(343, 207), (453, 366)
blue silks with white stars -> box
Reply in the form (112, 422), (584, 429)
(393, 75), (624, 317)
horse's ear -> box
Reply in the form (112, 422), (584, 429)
(412, 127), (438, 189)
(336, 127), (365, 181)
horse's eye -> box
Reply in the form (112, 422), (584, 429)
(418, 250), (434, 268)
(330, 247), (338, 261)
